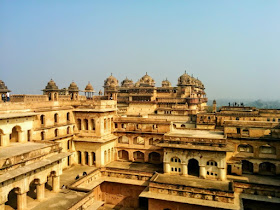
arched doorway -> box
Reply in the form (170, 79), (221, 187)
(148, 152), (161, 164)
(77, 151), (82, 164)
(188, 159), (199, 176)
(77, 119), (81, 130)
(10, 126), (21, 143)
(85, 152), (89, 165)
(5, 188), (20, 209)
(133, 151), (144, 162)
(242, 160), (253, 174)
(27, 180), (37, 200)
(92, 152), (96, 165)
(259, 162), (276, 175)
(118, 150), (129, 161)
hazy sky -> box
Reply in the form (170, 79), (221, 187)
(1, 1), (280, 100)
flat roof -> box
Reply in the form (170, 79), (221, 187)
(166, 129), (225, 139)
(0, 112), (38, 120)
(0, 142), (51, 160)
(74, 108), (116, 113)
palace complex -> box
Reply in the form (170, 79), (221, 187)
(0, 72), (279, 210)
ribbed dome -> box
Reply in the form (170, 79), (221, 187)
(177, 71), (192, 86)
(85, 82), (94, 92)
(162, 79), (171, 87)
(121, 77), (134, 88)
(0, 80), (11, 93)
(68, 81), (79, 92)
(44, 79), (58, 90)
(138, 72), (155, 87)
(104, 74), (119, 87)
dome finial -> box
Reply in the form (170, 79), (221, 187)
(146, 72), (148, 75)
(184, 70), (186, 74)
(111, 73), (112, 76)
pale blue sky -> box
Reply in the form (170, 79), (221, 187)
(1, 1), (279, 100)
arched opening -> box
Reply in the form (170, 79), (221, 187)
(54, 129), (58, 137)
(104, 118), (107, 131)
(10, 126), (21, 143)
(67, 126), (70, 134)
(5, 188), (20, 209)
(259, 145), (276, 155)
(148, 152), (161, 164)
(238, 144), (253, 153)
(40, 115), (45, 126)
(85, 151), (89, 165)
(118, 150), (129, 161)
(27, 179), (38, 200)
(108, 149), (111, 162)
(54, 113), (58, 124)
(91, 119), (95, 130)
(118, 136), (129, 144)
(67, 140), (71, 150)
(77, 151), (82, 164)
(259, 162), (276, 175)
(188, 159), (199, 176)
(54, 93), (58, 101)
(92, 152), (96, 165)
(84, 119), (88, 130)
(41, 131), (45, 140)
(133, 151), (144, 162)
(111, 148), (114, 161)
(77, 119), (82, 130)
(242, 160), (253, 174)
(67, 112), (70, 122)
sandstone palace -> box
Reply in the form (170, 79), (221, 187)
(0, 72), (279, 210)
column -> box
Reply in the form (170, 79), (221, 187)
(17, 192), (27, 210)
(36, 183), (45, 201)
(18, 131), (25, 143)
(52, 176), (60, 192)
(81, 152), (85, 165)
(88, 153), (93, 166)
(182, 163), (188, 176)
(164, 162), (171, 174)
(0, 202), (6, 210)
(219, 168), (227, 181)
(199, 165), (206, 179)
(253, 163), (259, 174)
(81, 119), (85, 130)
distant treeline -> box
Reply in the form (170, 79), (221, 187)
(208, 99), (280, 109)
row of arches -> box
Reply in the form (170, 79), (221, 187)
(40, 112), (71, 126)
(4, 171), (60, 210)
(0, 126), (30, 147)
(238, 144), (276, 155)
(40, 126), (72, 140)
(118, 150), (161, 164)
(77, 151), (96, 166)
(76, 118), (95, 131)
(118, 136), (161, 145)
(242, 160), (277, 175)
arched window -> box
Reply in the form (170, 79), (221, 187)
(40, 115), (45, 125)
(54, 129), (58, 137)
(118, 136), (129, 144)
(238, 144), (253, 153)
(260, 145), (276, 154)
(41, 131), (45, 140)
(91, 119), (95, 130)
(207, 160), (218, 166)
(67, 112), (70, 121)
(171, 157), (181, 163)
(67, 126), (70, 134)
(54, 113), (58, 123)
(133, 137), (144, 145)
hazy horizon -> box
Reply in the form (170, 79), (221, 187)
(1, 1), (280, 100)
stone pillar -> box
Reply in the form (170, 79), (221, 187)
(182, 163), (188, 176)
(81, 152), (85, 165)
(219, 168), (227, 181)
(17, 192), (27, 210)
(199, 166), (206, 179)
(144, 153), (149, 163)
(81, 119), (85, 130)
(52, 176), (60, 192)
(164, 162), (171, 174)
(253, 163), (259, 174)
(36, 183), (45, 201)
(88, 153), (93, 166)
(18, 131), (25, 143)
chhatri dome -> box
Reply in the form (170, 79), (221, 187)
(162, 78), (171, 87)
(104, 73), (119, 88)
(85, 82), (95, 92)
(44, 79), (59, 90)
(138, 72), (155, 87)
(177, 71), (192, 86)
(0, 80), (11, 93)
(68, 81), (79, 92)
(121, 77), (134, 88)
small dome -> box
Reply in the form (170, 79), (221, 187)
(44, 79), (58, 90)
(121, 77), (134, 88)
(104, 74), (119, 88)
(138, 72), (155, 87)
(177, 71), (192, 86)
(85, 82), (94, 92)
(0, 80), (11, 93)
(68, 81), (79, 92)
(162, 79), (171, 87)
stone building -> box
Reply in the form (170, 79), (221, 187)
(0, 74), (280, 210)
